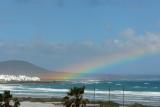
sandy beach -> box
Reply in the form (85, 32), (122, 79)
(20, 102), (62, 107)
(20, 101), (100, 107)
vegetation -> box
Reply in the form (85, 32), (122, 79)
(128, 103), (147, 107)
(13, 98), (20, 107)
(63, 86), (89, 107)
(0, 91), (20, 107)
(99, 101), (119, 107)
(0, 90), (153, 107)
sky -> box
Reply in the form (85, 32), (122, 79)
(0, 0), (160, 75)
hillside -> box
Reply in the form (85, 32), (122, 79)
(0, 60), (158, 81)
(0, 60), (50, 77)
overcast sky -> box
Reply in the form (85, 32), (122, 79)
(0, 0), (160, 75)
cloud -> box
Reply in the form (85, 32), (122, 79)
(14, 0), (139, 8)
(0, 30), (160, 55)
(0, 40), (98, 59)
(110, 29), (160, 53)
(15, 0), (65, 7)
(120, 28), (136, 37)
(55, 0), (64, 7)
(86, 0), (140, 8)
(15, 0), (32, 4)
(87, 0), (119, 7)
(0, 28), (160, 70)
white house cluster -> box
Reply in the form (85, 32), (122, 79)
(0, 75), (40, 81)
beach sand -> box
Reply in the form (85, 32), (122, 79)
(20, 101), (100, 107)
(20, 102), (63, 107)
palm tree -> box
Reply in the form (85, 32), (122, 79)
(0, 94), (3, 107)
(3, 91), (12, 107)
(81, 99), (89, 107)
(63, 86), (89, 107)
(13, 98), (20, 107)
(0, 91), (20, 107)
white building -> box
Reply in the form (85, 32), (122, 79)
(0, 75), (40, 82)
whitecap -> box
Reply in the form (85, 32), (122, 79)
(115, 84), (121, 86)
(144, 82), (150, 85)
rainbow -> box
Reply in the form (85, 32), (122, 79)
(45, 48), (160, 80)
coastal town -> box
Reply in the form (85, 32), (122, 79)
(0, 75), (40, 82)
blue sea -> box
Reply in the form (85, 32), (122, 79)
(1, 80), (160, 106)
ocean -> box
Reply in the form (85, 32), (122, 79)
(0, 80), (160, 106)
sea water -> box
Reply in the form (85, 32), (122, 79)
(0, 80), (160, 106)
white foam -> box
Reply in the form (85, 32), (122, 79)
(85, 90), (160, 97)
(115, 84), (121, 86)
(134, 86), (141, 88)
(27, 88), (68, 92)
(1, 84), (160, 98)
(107, 82), (112, 84)
(71, 80), (101, 84)
(144, 82), (150, 85)
(0, 84), (14, 91)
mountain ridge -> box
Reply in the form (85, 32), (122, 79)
(0, 60), (50, 77)
(0, 60), (159, 80)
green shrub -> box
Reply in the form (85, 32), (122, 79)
(128, 103), (146, 107)
(100, 101), (119, 107)
(0, 90), (20, 107)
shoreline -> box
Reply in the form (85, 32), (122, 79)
(1, 81), (160, 106)
(15, 97), (158, 107)
(20, 101), (101, 107)
(1, 79), (160, 84)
